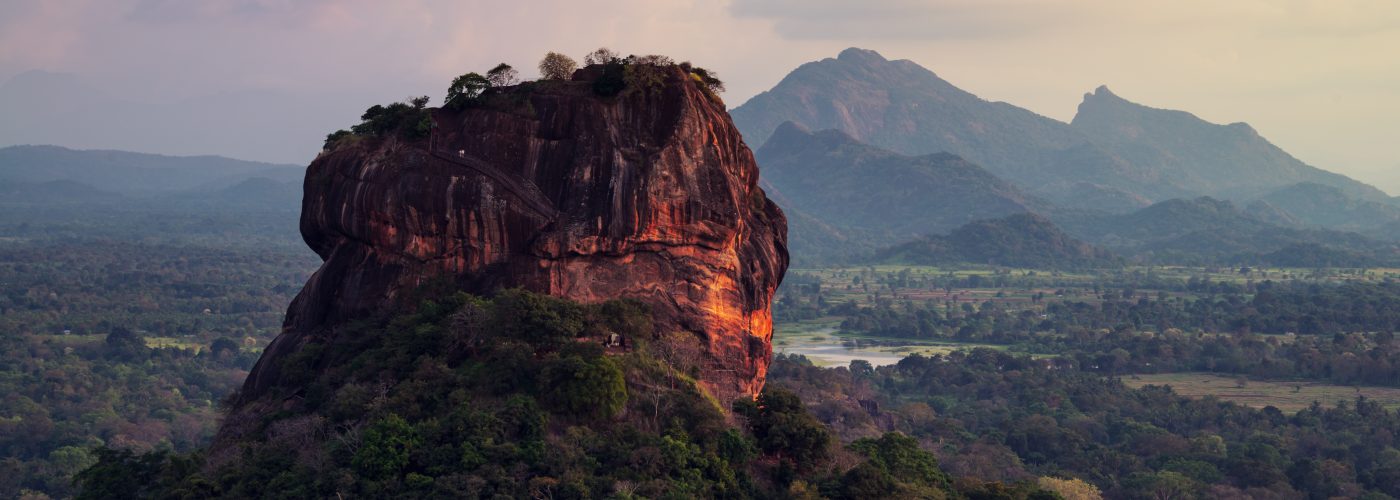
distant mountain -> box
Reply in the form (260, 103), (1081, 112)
(733, 48), (1127, 204)
(1058, 197), (1256, 245)
(0, 145), (303, 195)
(191, 176), (302, 208)
(755, 122), (1044, 261)
(1055, 197), (1400, 266)
(733, 48), (1083, 164)
(0, 70), (343, 164)
(1039, 181), (1152, 213)
(877, 213), (1117, 269)
(1071, 86), (1390, 202)
(1240, 199), (1304, 227)
(1246, 182), (1400, 237)
(733, 48), (1387, 212)
(0, 179), (123, 203)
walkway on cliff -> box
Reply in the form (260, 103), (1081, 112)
(429, 132), (560, 220)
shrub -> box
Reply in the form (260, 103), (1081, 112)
(541, 354), (627, 419)
(684, 63), (725, 94)
(322, 129), (351, 151)
(349, 97), (431, 140)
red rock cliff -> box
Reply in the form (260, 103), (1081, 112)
(240, 66), (787, 402)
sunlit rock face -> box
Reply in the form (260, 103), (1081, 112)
(240, 65), (788, 404)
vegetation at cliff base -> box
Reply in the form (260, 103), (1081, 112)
(70, 289), (1068, 499)
(768, 350), (1400, 499)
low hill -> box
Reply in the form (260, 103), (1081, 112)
(200, 176), (302, 207)
(876, 213), (1117, 268)
(756, 122), (1044, 262)
(1071, 87), (1390, 202)
(0, 145), (303, 195)
(1248, 182), (1400, 237)
(1056, 197), (1400, 266)
(0, 179), (123, 203)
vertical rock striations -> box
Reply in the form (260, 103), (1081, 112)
(239, 64), (787, 407)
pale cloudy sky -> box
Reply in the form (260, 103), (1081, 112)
(1, 0), (1397, 192)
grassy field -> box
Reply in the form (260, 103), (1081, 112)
(146, 336), (209, 352)
(1123, 372), (1400, 413)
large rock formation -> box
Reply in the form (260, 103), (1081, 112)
(239, 65), (787, 406)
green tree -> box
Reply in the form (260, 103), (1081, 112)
(352, 414), (420, 479)
(737, 386), (831, 469)
(446, 72), (490, 109)
(1122, 471), (1197, 500)
(853, 433), (949, 486)
(322, 129), (351, 151)
(1037, 476), (1102, 500)
(104, 326), (147, 362)
(849, 359), (874, 377)
(541, 354), (627, 419)
(209, 337), (240, 357)
(74, 448), (166, 500)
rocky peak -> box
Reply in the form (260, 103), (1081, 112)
(1073, 85), (1138, 122)
(836, 47), (889, 65)
(238, 61), (788, 409)
(1082, 85), (1124, 103)
(759, 120), (860, 153)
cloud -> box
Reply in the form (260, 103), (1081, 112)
(0, 0), (815, 163)
(730, 0), (1066, 40)
(0, 0), (1396, 187)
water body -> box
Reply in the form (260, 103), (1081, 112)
(774, 325), (909, 368)
(774, 324), (1008, 368)
(775, 343), (908, 368)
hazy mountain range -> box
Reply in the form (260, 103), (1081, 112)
(876, 213), (1118, 269)
(0, 145), (303, 207)
(733, 48), (1391, 210)
(6, 48), (1399, 268)
(734, 48), (1400, 266)
(0, 70), (342, 165)
(755, 122), (1045, 261)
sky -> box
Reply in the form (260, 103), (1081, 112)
(1, 0), (1397, 192)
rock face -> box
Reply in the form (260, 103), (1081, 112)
(240, 66), (787, 404)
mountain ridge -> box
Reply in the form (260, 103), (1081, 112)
(755, 120), (1045, 262)
(733, 48), (1389, 213)
(877, 213), (1117, 269)
(0, 144), (303, 195)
